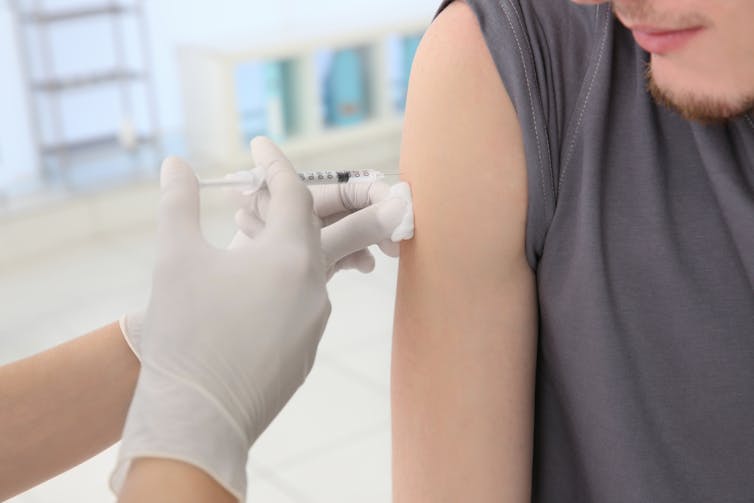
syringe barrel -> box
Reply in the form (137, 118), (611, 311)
(297, 170), (384, 185)
(199, 169), (385, 193)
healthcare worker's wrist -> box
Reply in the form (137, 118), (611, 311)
(111, 365), (249, 502)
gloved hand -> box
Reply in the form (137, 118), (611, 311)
(111, 142), (331, 502)
(233, 143), (414, 280)
(119, 140), (415, 357)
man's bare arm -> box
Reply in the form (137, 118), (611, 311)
(0, 322), (139, 500)
(392, 2), (538, 501)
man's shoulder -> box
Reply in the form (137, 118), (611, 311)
(431, 0), (629, 267)
(436, 0), (602, 48)
(435, 0), (613, 118)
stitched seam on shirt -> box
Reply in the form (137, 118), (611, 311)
(558, 6), (611, 192)
(505, 0), (556, 205)
(498, 0), (550, 216)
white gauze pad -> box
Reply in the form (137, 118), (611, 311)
(388, 182), (415, 242)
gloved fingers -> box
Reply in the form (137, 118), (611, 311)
(223, 184), (250, 210)
(157, 157), (202, 251)
(378, 239), (401, 258)
(321, 214), (399, 257)
(235, 209), (265, 238)
(334, 248), (376, 274)
(243, 194), (355, 229)
(235, 198), (398, 259)
(237, 179), (394, 226)
(227, 229), (255, 250)
(240, 188), (270, 222)
(320, 210), (351, 228)
(308, 180), (392, 219)
(251, 137), (315, 236)
(321, 197), (408, 266)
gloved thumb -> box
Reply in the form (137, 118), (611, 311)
(158, 157), (201, 249)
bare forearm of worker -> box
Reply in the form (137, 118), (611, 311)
(0, 322), (139, 500)
(392, 2), (537, 502)
(119, 458), (236, 503)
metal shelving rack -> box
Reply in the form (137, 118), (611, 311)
(10, 0), (160, 186)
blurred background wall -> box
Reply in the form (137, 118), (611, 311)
(0, 0), (436, 198)
(0, 0), (436, 263)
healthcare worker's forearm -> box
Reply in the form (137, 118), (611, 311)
(119, 458), (236, 503)
(0, 322), (139, 500)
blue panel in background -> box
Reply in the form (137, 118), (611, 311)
(235, 61), (267, 143)
(263, 61), (288, 141)
(323, 48), (369, 128)
(280, 62), (299, 138)
(235, 60), (292, 144)
(236, 34), (424, 146)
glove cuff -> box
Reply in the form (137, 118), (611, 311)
(111, 365), (249, 502)
(119, 312), (144, 361)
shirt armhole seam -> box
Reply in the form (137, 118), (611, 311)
(557, 5), (612, 196)
(498, 0), (555, 223)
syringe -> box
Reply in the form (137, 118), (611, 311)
(200, 169), (386, 193)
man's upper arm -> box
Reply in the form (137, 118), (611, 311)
(392, 2), (538, 501)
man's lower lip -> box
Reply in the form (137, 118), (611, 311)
(631, 27), (704, 55)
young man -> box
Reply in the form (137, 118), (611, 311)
(393, 0), (753, 501)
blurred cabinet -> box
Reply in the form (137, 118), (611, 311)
(322, 47), (370, 128)
(178, 23), (425, 173)
(234, 59), (300, 144)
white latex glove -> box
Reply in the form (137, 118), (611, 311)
(111, 142), (331, 502)
(119, 313), (143, 361)
(232, 148), (414, 280)
(120, 144), (415, 356)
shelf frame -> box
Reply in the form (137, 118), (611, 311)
(21, 4), (134, 24)
(31, 69), (142, 92)
(10, 0), (161, 187)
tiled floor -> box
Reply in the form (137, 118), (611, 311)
(0, 210), (397, 502)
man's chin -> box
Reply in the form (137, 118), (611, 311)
(646, 67), (754, 124)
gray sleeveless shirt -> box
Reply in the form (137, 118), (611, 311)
(436, 1), (754, 501)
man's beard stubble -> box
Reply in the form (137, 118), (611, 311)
(612, 0), (754, 123)
(645, 65), (754, 124)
